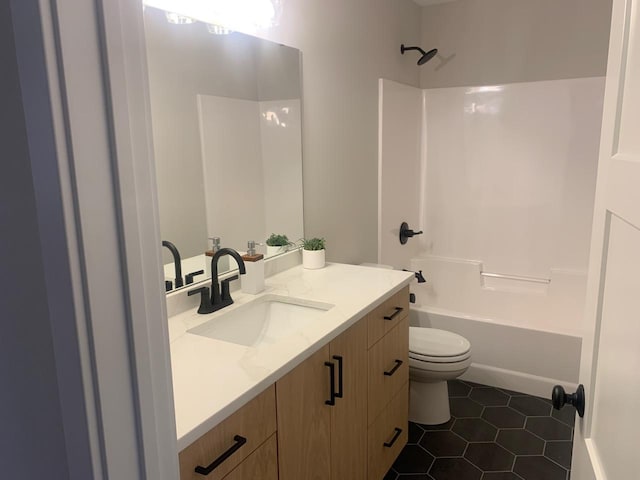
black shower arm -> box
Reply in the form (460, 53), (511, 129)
(400, 44), (427, 55)
(401, 45), (426, 55)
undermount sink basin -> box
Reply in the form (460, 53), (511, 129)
(188, 295), (334, 347)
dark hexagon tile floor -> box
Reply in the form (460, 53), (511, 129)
(386, 380), (574, 480)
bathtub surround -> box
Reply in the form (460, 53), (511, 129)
(378, 79), (424, 268)
(379, 77), (602, 396)
(380, 77), (604, 283)
(420, 78), (604, 281)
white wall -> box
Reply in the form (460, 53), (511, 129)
(1, 2), (71, 477)
(419, 0), (613, 88)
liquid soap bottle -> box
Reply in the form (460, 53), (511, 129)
(241, 240), (265, 294)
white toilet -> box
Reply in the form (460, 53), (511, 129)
(409, 327), (472, 425)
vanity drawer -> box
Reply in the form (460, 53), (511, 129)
(223, 434), (278, 480)
(368, 316), (409, 425)
(179, 386), (277, 480)
(367, 286), (409, 348)
(368, 384), (409, 480)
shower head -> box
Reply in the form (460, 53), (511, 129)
(400, 44), (438, 65)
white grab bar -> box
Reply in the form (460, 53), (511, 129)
(480, 271), (551, 284)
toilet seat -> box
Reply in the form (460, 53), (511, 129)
(409, 327), (471, 364)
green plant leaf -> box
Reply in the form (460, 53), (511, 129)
(266, 233), (290, 246)
(302, 237), (325, 251)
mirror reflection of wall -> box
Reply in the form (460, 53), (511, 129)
(143, 6), (304, 292)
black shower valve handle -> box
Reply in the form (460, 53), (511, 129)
(399, 222), (424, 245)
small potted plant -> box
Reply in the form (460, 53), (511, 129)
(302, 237), (326, 269)
(266, 233), (291, 257)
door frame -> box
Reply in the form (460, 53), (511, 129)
(10, 0), (178, 478)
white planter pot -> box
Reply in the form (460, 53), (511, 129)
(303, 249), (325, 269)
(266, 245), (286, 257)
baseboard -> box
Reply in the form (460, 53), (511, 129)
(460, 363), (578, 399)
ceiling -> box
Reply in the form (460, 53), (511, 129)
(412, 0), (457, 6)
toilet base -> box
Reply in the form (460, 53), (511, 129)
(409, 380), (451, 425)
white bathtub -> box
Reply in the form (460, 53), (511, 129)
(409, 305), (581, 398)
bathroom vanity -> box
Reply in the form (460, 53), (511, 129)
(168, 263), (412, 479)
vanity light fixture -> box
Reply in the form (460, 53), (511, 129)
(144, 0), (282, 34)
(165, 12), (195, 24)
(206, 24), (233, 35)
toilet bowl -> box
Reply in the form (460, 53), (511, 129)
(409, 327), (472, 425)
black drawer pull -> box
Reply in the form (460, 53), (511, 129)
(194, 435), (247, 475)
(384, 428), (403, 448)
(384, 359), (404, 376)
(333, 355), (344, 398)
(384, 306), (403, 321)
(325, 361), (336, 406)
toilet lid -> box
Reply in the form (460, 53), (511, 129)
(409, 327), (471, 359)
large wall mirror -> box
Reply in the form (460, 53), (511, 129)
(143, 6), (304, 292)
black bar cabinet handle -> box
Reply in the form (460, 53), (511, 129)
(325, 361), (336, 406)
(383, 428), (403, 448)
(333, 355), (343, 398)
(194, 435), (247, 475)
(384, 306), (403, 321)
(384, 359), (404, 377)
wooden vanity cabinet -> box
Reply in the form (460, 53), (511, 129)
(179, 285), (410, 480)
(277, 285), (410, 480)
(178, 386), (277, 480)
(276, 319), (368, 480)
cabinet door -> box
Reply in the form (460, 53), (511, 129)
(330, 320), (368, 480)
(276, 345), (332, 480)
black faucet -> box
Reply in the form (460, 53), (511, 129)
(162, 240), (184, 289)
(210, 248), (246, 312)
(185, 269), (205, 285)
(403, 269), (426, 283)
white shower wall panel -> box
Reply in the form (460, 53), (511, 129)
(421, 77), (605, 278)
(198, 95), (266, 250)
(378, 79), (424, 268)
(259, 99), (304, 244)
(198, 96), (304, 252)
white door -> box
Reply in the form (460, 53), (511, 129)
(571, 0), (640, 478)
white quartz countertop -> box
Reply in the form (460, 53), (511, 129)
(169, 262), (413, 450)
